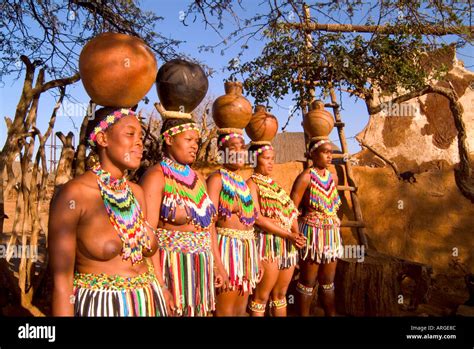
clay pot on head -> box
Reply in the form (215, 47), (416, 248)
(246, 105), (278, 142)
(79, 32), (157, 108)
(156, 59), (208, 113)
(212, 81), (252, 129)
(302, 100), (334, 138)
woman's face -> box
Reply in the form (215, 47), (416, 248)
(165, 129), (200, 165)
(100, 115), (144, 170)
(222, 137), (246, 171)
(255, 149), (275, 176)
(311, 142), (333, 168)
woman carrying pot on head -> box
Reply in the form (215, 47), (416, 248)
(246, 141), (306, 316)
(49, 107), (173, 316)
(290, 137), (342, 316)
(206, 129), (263, 316)
(140, 115), (225, 317)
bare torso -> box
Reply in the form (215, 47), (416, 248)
(70, 171), (157, 276)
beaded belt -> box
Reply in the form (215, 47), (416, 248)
(155, 228), (211, 254)
(299, 211), (340, 228)
(73, 263), (157, 291)
(216, 227), (255, 240)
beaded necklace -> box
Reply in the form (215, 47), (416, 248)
(309, 168), (341, 216)
(160, 157), (216, 229)
(92, 164), (151, 265)
(251, 172), (298, 228)
(219, 168), (256, 226)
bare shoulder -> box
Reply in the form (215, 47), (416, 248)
(128, 181), (145, 197)
(139, 163), (164, 184)
(296, 167), (311, 182)
(246, 176), (257, 189)
(206, 171), (223, 193)
(52, 172), (96, 203)
(206, 170), (222, 183)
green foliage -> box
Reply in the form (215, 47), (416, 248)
(191, 0), (472, 109)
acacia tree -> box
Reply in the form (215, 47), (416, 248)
(0, 0), (183, 315)
(185, 0), (474, 201)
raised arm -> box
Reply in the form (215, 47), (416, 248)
(48, 182), (81, 316)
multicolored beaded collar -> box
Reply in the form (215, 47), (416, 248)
(91, 163), (152, 265)
(251, 172), (298, 228)
(218, 168), (257, 226)
(88, 108), (136, 147)
(161, 123), (200, 140)
(160, 156), (216, 229)
(309, 168), (341, 216)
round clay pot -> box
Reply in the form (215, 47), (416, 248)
(303, 100), (334, 137)
(212, 81), (252, 129)
(79, 32), (157, 107)
(245, 105), (278, 141)
(156, 59), (208, 112)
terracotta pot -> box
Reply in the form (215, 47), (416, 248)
(156, 59), (208, 112)
(245, 105), (278, 141)
(79, 32), (157, 107)
(212, 81), (252, 129)
(302, 100), (334, 137)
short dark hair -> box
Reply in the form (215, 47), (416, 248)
(248, 144), (263, 154)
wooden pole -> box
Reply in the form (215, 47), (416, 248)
(328, 87), (368, 249)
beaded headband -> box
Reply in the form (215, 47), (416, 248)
(88, 108), (136, 147)
(255, 144), (274, 155)
(309, 139), (331, 154)
(218, 132), (244, 148)
(161, 123), (200, 140)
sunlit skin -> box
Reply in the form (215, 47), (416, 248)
(247, 149), (306, 317)
(48, 115), (174, 316)
(139, 129), (226, 316)
(206, 136), (264, 316)
(290, 142), (339, 317)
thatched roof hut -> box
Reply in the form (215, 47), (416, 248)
(272, 132), (306, 163)
(273, 132), (343, 164)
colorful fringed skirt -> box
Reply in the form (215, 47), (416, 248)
(216, 227), (259, 293)
(255, 227), (298, 269)
(298, 211), (343, 263)
(155, 228), (215, 317)
(73, 262), (168, 317)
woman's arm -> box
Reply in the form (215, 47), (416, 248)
(132, 180), (175, 315)
(48, 182), (81, 316)
(138, 166), (164, 229)
(206, 172), (229, 288)
(290, 169), (310, 211)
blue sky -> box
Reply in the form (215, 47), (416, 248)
(1, 0), (473, 168)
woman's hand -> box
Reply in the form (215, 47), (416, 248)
(214, 263), (230, 291)
(161, 287), (177, 316)
(289, 232), (307, 249)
